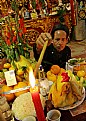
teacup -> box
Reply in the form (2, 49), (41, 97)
(22, 116), (36, 121)
(46, 109), (61, 121)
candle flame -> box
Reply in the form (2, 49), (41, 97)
(29, 66), (35, 88)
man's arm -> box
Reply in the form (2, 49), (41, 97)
(33, 33), (52, 60)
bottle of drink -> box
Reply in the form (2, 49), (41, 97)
(30, 9), (38, 19)
(38, 65), (45, 81)
(24, 0), (31, 20)
(38, 65), (49, 97)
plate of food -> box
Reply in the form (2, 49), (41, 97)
(59, 87), (85, 110)
(68, 58), (85, 66)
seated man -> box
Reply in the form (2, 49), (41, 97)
(33, 23), (71, 72)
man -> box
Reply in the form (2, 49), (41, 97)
(33, 23), (71, 72)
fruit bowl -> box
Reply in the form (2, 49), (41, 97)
(66, 58), (86, 74)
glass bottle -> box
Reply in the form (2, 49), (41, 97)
(24, 0), (31, 20)
(38, 65), (45, 81)
(38, 65), (49, 97)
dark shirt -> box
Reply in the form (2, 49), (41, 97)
(33, 43), (71, 72)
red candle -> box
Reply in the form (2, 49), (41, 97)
(70, 0), (76, 25)
(29, 67), (46, 121)
(31, 87), (46, 121)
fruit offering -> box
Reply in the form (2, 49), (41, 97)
(46, 65), (66, 82)
(48, 70), (83, 108)
(0, 55), (37, 101)
(1, 85), (15, 101)
(14, 82), (28, 97)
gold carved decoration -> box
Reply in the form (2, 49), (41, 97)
(24, 14), (71, 46)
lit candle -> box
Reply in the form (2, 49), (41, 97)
(29, 67), (46, 121)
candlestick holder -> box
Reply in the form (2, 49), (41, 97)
(30, 86), (39, 93)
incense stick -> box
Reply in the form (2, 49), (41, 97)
(34, 40), (48, 77)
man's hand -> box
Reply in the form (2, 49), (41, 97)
(36, 33), (52, 51)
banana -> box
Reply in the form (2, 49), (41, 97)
(13, 55), (31, 69)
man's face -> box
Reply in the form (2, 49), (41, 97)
(52, 30), (68, 51)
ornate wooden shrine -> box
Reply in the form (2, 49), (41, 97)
(0, 0), (73, 46)
(24, 13), (71, 46)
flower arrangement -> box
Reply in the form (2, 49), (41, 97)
(1, 0), (32, 63)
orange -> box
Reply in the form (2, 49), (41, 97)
(14, 82), (28, 97)
(16, 69), (24, 76)
(58, 68), (66, 75)
(50, 65), (61, 75)
(77, 70), (85, 77)
(9, 66), (15, 71)
(3, 63), (11, 69)
(1, 85), (15, 101)
(46, 71), (57, 82)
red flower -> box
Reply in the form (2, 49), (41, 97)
(19, 32), (22, 37)
(5, 32), (11, 38)
(12, 36), (17, 43)
(5, 39), (11, 46)
(19, 18), (27, 34)
(19, 18), (24, 29)
(61, 72), (70, 82)
(23, 27), (27, 33)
